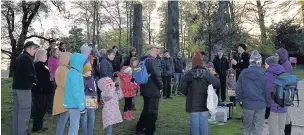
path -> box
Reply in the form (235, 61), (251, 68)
(262, 80), (304, 135)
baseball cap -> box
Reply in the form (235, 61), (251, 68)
(23, 41), (40, 49)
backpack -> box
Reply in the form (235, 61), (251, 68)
(133, 58), (150, 84)
(273, 73), (298, 107)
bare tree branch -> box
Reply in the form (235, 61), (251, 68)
(26, 35), (51, 42)
(1, 49), (12, 57)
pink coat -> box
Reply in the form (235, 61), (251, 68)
(98, 77), (123, 129)
(48, 57), (60, 80)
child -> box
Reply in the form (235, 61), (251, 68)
(227, 69), (237, 107)
(130, 57), (139, 110)
(63, 53), (87, 135)
(117, 66), (140, 120)
(81, 62), (98, 135)
(98, 77), (124, 135)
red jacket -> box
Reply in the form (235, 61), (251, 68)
(117, 72), (139, 97)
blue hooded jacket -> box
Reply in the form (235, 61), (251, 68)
(265, 64), (287, 113)
(63, 53), (88, 111)
(236, 66), (270, 110)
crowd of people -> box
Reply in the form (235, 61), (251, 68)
(11, 39), (296, 135)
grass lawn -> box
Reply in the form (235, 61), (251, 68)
(1, 66), (303, 135)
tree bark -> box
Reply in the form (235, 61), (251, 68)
(256, 0), (267, 46)
(167, 1), (180, 56)
(126, 1), (129, 46)
(92, 2), (96, 45)
(130, 1), (133, 47)
(133, 4), (143, 56)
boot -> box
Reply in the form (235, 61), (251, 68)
(123, 112), (131, 120)
(128, 111), (135, 120)
(132, 103), (137, 111)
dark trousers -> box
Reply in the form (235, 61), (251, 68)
(136, 96), (160, 135)
(229, 96), (236, 107)
(216, 73), (226, 101)
(124, 97), (133, 112)
(162, 76), (172, 98)
(46, 81), (56, 114)
(32, 93), (48, 132)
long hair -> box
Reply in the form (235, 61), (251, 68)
(34, 49), (47, 62)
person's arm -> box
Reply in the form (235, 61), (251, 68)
(205, 71), (221, 89)
(265, 73), (272, 107)
(20, 56), (37, 84)
(99, 59), (109, 78)
(225, 58), (230, 70)
(149, 59), (163, 90)
(183, 58), (186, 71)
(236, 72), (243, 102)
(71, 74), (85, 111)
(41, 65), (54, 93)
(180, 73), (190, 96)
(171, 58), (175, 75)
(240, 53), (250, 69)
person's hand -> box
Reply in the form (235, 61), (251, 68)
(80, 109), (86, 115)
(231, 59), (237, 65)
(210, 69), (217, 76)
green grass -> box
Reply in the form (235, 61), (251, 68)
(1, 65), (302, 135)
(1, 78), (242, 135)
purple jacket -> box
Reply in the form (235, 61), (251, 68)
(84, 76), (97, 97)
(276, 48), (293, 74)
(266, 64), (287, 113)
(48, 57), (60, 80)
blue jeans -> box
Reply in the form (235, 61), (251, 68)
(104, 126), (112, 135)
(68, 109), (81, 135)
(190, 111), (208, 135)
(81, 109), (95, 135)
(56, 111), (70, 135)
(173, 73), (182, 94)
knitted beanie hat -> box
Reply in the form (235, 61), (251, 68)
(249, 50), (262, 67)
(265, 56), (279, 65)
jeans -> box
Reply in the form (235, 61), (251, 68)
(104, 126), (112, 135)
(136, 96), (160, 135)
(32, 93), (48, 132)
(190, 111), (209, 135)
(268, 112), (287, 135)
(68, 109), (81, 135)
(56, 111), (70, 135)
(242, 108), (265, 135)
(81, 109), (95, 135)
(173, 73), (182, 94)
(12, 89), (32, 135)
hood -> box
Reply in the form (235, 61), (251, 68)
(241, 66), (263, 80)
(80, 44), (92, 56)
(190, 68), (207, 79)
(266, 64), (285, 75)
(70, 53), (88, 73)
(276, 48), (288, 64)
(59, 52), (72, 67)
(129, 51), (136, 57)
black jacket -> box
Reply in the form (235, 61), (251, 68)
(32, 62), (53, 94)
(100, 57), (114, 80)
(173, 56), (186, 73)
(112, 52), (123, 72)
(123, 51), (137, 66)
(161, 57), (174, 77)
(233, 52), (250, 78)
(140, 55), (163, 98)
(181, 67), (220, 112)
(213, 56), (229, 75)
(12, 51), (37, 90)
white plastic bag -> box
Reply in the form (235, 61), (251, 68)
(207, 84), (218, 115)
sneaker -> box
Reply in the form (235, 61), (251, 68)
(123, 112), (131, 120)
(128, 111), (135, 120)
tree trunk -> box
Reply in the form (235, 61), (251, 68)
(256, 0), (267, 46)
(92, 3), (96, 45)
(130, 1), (133, 47)
(126, 2), (129, 46)
(148, 13), (151, 45)
(167, 1), (180, 56)
(302, 4), (304, 26)
(133, 4), (143, 56)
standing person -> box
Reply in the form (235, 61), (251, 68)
(12, 41), (39, 135)
(124, 47), (137, 66)
(31, 49), (53, 133)
(172, 50), (186, 96)
(63, 53), (88, 135)
(265, 56), (287, 135)
(117, 66), (140, 120)
(180, 51), (220, 135)
(136, 45), (163, 135)
(47, 47), (61, 114)
(213, 49), (229, 102)
(47, 39), (57, 59)
(275, 48), (293, 135)
(58, 42), (66, 52)
(130, 57), (140, 110)
(81, 62), (98, 135)
(112, 45), (123, 73)
(100, 49), (116, 80)
(232, 43), (250, 80)
(236, 50), (271, 135)
(53, 52), (72, 135)
(161, 50), (175, 99)
(97, 77), (124, 135)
